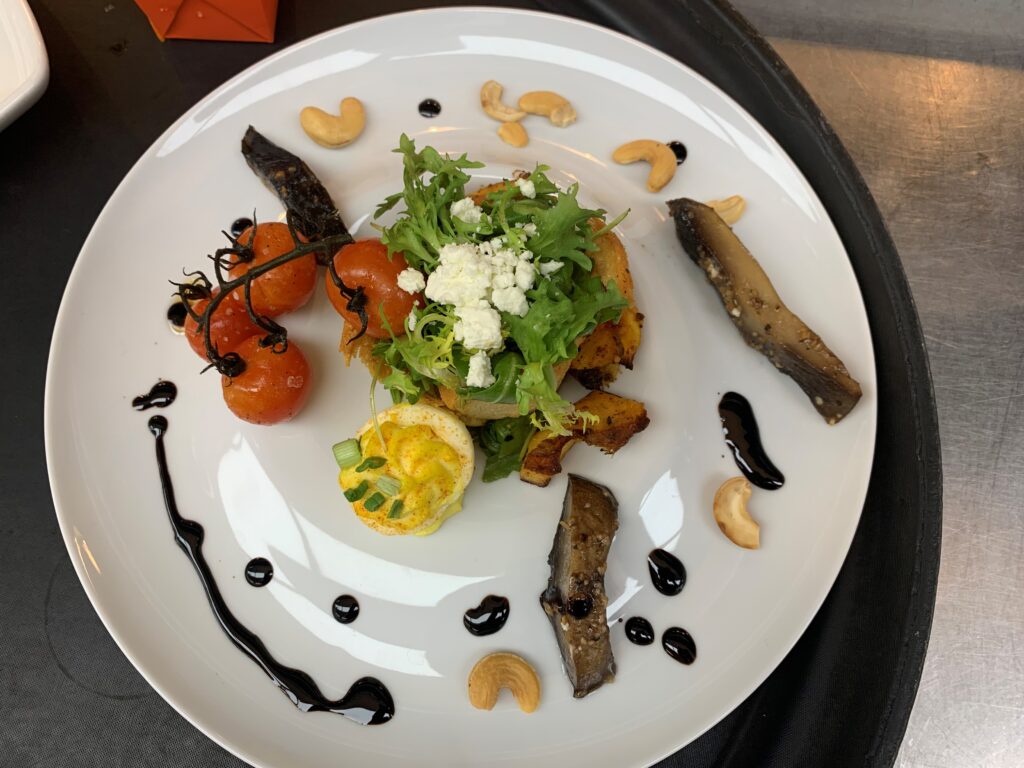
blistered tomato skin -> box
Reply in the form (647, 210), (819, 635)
(229, 222), (317, 317)
(326, 239), (421, 338)
(184, 290), (262, 360)
(221, 335), (312, 425)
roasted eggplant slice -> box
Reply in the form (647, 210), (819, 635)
(241, 126), (349, 241)
(667, 198), (862, 424)
(539, 474), (618, 698)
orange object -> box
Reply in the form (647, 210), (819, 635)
(134, 0), (278, 43)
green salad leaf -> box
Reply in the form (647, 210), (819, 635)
(372, 136), (629, 436)
(475, 416), (537, 482)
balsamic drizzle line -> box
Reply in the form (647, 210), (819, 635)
(718, 392), (785, 490)
(132, 381), (177, 411)
(147, 415), (393, 725)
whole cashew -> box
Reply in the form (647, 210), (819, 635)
(498, 122), (529, 148)
(467, 652), (541, 713)
(612, 139), (677, 193)
(480, 80), (527, 122)
(713, 477), (760, 549)
(518, 91), (577, 127)
(299, 97), (366, 148)
(706, 195), (747, 225)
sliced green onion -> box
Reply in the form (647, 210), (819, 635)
(332, 438), (361, 469)
(343, 480), (369, 502)
(387, 499), (405, 519)
(356, 456), (387, 472)
(364, 492), (386, 512)
(375, 475), (401, 497)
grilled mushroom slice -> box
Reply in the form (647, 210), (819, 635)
(539, 475), (618, 698)
(667, 198), (862, 424)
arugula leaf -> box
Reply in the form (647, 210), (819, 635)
(476, 416), (537, 482)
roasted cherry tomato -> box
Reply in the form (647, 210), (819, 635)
(325, 239), (421, 339)
(229, 222), (316, 316)
(184, 289), (262, 360)
(221, 335), (311, 425)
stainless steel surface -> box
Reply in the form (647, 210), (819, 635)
(731, 3), (1023, 762)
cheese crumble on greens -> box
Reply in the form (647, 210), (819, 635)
(372, 134), (628, 440)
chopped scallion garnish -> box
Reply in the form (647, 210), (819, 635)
(356, 456), (387, 472)
(332, 438), (361, 469)
(387, 499), (405, 519)
(343, 480), (369, 502)
(364, 492), (386, 512)
(375, 475), (401, 496)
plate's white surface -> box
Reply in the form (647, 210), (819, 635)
(0, 0), (47, 130)
(45, 9), (876, 768)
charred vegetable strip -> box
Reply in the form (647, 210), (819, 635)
(667, 198), (862, 424)
(241, 126), (349, 241)
(539, 474), (618, 698)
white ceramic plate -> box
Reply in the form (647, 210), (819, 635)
(0, 0), (48, 130)
(45, 8), (876, 768)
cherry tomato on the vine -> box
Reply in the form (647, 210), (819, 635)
(325, 239), (421, 339)
(221, 335), (311, 425)
(229, 222), (316, 316)
(184, 289), (263, 360)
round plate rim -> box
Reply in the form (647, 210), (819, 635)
(43, 7), (878, 767)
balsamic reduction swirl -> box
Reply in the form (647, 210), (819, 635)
(147, 415), (393, 725)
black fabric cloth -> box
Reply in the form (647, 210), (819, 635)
(0, 1), (940, 766)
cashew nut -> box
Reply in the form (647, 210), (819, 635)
(713, 477), (760, 549)
(498, 122), (529, 148)
(467, 652), (541, 713)
(299, 97), (366, 148)
(518, 91), (576, 127)
(612, 140), (677, 193)
(480, 80), (526, 122)
(707, 195), (747, 225)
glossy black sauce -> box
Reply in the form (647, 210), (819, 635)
(418, 98), (441, 118)
(132, 381), (177, 411)
(245, 558), (273, 588)
(718, 392), (785, 490)
(667, 140), (688, 165)
(230, 217), (254, 238)
(625, 616), (655, 646)
(647, 549), (686, 596)
(463, 595), (510, 636)
(167, 301), (187, 332)
(146, 415), (394, 725)
(567, 596), (594, 619)
(332, 595), (360, 624)
(662, 627), (697, 665)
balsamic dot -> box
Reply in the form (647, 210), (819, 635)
(230, 217), (253, 238)
(667, 140), (687, 165)
(662, 627), (697, 664)
(418, 98), (441, 118)
(167, 302), (187, 332)
(332, 594), (360, 624)
(625, 616), (655, 646)
(245, 558), (273, 587)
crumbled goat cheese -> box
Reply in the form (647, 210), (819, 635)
(451, 197), (484, 224)
(466, 351), (496, 388)
(521, 222), (538, 237)
(539, 260), (564, 276)
(454, 303), (503, 350)
(491, 286), (529, 317)
(397, 267), (426, 294)
(515, 260), (536, 292)
(425, 243), (492, 307)
(515, 178), (536, 199)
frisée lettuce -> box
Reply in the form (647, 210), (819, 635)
(372, 135), (628, 436)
